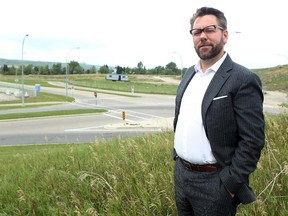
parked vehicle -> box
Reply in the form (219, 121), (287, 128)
(105, 74), (129, 81)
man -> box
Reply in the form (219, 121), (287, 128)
(173, 7), (265, 215)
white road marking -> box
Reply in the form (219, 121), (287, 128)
(65, 125), (104, 132)
(64, 101), (166, 132)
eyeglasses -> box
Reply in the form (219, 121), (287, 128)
(190, 25), (224, 37)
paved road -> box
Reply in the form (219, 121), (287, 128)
(0, 82), (175, 145)
(0, 81), (287, 146)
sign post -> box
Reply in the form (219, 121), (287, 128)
(94, 91), (97, 105)
(122, 111), (126, 125)
(35, 84), (40, 96)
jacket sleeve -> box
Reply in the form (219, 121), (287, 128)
(218, 71), (265, 202)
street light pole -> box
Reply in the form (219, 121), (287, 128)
(173, 51), (183, 80)
(21, 34), (29, 107)
(229, 31), (241, 35)
(65, 47), (80, 98)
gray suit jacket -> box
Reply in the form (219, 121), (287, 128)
(174, 54), (265, 204)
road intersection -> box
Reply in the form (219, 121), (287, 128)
(0, 81), (287, 146)
(0, 81), (175, 145)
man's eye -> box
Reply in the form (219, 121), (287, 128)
(205, 28), (215, 33)
(193, 30), (201, 35)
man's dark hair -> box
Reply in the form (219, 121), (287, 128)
(190, 7), (227, 29)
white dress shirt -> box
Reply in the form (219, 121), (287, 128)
(174, 53), (227, 164)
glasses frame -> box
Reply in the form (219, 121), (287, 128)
(189, 24), (224, 37)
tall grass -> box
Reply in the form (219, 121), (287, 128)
(0, 114), (287, 215)
(238, 113), (288, 215)
(0, 132), (175, 215)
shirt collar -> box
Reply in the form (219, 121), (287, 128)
(194, 52), (228, 73)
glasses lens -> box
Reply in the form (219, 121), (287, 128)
(191, 29), (202, 36)
(191, 25), (220, 37)
(204, 25), (216, 34)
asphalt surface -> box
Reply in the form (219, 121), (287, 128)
(0, 81), (287, 146)
(0, 81), (175, 145)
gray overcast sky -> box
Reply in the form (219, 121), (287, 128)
(1, 0), (287, 69)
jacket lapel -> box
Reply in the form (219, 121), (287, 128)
(201, 55), (233, 121)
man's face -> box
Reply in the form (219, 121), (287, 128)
(192, 15), (228, 60)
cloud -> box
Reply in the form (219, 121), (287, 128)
(1, 0), (287, 69)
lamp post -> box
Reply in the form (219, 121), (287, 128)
(21, 34), (29, 107)
(227, 31), (241, 56)
(173, 51), (183, 80)
(229, 31), (241, 35)
(65, 47), (80, 98)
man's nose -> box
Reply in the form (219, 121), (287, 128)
(199, 31), (208, 39)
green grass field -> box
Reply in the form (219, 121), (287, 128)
(253, 65), (288, 92)
(0, 68), (287, 214)
(0, 114), (287, 215)
(1, 74), (178, 95)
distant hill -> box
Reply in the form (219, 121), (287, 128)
(0, 58), (100, 70)
(253, 64), (288, 92)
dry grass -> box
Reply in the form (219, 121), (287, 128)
(0, 114), (287, 215)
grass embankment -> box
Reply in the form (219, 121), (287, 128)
(0, 92), (74, 104)
(1, 74), (178, 95)
(0, 91), (107, 119)
(0, 109), (106, 120)
(0, 114), (287, 215)
(0, 92), (74, 111)
(253, 64), (288, 92)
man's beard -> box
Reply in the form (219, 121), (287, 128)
(195, 41), (224, 60)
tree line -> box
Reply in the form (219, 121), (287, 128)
(0, 61), (187, 76)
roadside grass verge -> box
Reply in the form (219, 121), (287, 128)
(0, 109), (107, 120)
(0, 104), (63, 111)
(0, 113), (287, 215)
(1, 74), (178, 95)
(0, 91), (107, 120)
(0, 92), (74, 106)
(72, 78), (177, 95)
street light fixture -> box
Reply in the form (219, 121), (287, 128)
(229, 31), (241, 35)
(65, 47), (80, 98)
(227, 31), (241, 56)
(173, 51), (183, 80)
(21, 34), (29, 107)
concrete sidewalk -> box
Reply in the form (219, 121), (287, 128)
(104, 117), (174, 131)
